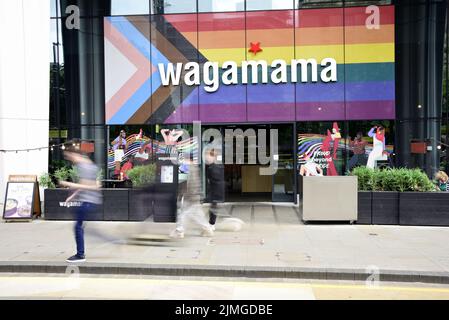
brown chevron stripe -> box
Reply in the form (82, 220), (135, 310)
(127, 17), (199, 124)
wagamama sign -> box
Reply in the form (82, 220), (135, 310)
(158, 58), (338, 93)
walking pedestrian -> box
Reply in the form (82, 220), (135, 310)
(170, 159), (214, 239)
(59, 142), (102, 263)
(205, 149), (225, 231)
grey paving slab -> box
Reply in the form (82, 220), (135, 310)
(253, 205), (276, 224)
(1, 204), (449, 284)
(275, 206), (300, 225)
(230, 205), (252, 223)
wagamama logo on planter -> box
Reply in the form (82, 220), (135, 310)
(158, 58), (338, 93)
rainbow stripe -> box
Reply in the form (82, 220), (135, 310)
(164, 6), (395, 123)
(104, 6), (395, 124)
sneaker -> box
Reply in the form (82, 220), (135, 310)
(66, 254), (86, 263)
(210, 224), (216, 232)
(170, 229), (185, 239)
(201, 227), (214, 237)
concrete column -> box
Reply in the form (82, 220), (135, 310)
(0, 0), (50, 201)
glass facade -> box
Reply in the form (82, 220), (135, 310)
(103, 5), (395, 124)
(49, 0), (448, 202)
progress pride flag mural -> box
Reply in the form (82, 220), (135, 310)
(104, 6), (395, 125)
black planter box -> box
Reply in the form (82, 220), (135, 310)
(103, 189), (129, 221)
(44, 189), (104, 221)
(153, 183), (177, 223)
(400, 192), (449, 226)
(372, 191), (399, 225)
(128, 187), (154, 222)
(357, 191), (372, 224)
(44, 189), (74, 220)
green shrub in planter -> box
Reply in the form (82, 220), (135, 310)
(127, 164), (156, 188)
(407, 168), (435, 192)
(68, 167), (79, 183)
(53, 165), (80, 186)
(351, 167), (436, 192)
(351, 167), (374, 191)
(38, 172), (56, 189)
(53, 167), (71, 183)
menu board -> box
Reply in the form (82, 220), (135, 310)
(3, 182), (36, 219)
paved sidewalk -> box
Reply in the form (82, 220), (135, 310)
(1, 203), (449, 283)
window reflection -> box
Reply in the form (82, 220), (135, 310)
(50, 0), (59, 18)
(246, 0), (293, 11)
(111, 0), (150, 15)
(347, 121), (395, 172)
(152, 0), (197, 14)
(298, 122), (345, 176)
(296, 0), (392, 9)
(198, 0), (245, 13)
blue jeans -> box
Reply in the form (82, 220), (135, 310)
(75, 202), (96, 257)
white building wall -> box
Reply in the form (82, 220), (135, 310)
(0, 0), (50, 204)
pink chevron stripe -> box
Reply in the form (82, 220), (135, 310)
(104, 19), (155, 122)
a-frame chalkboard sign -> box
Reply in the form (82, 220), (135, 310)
(2, 175), (41, 222)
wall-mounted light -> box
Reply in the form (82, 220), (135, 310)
(437, 145), (442, 150)
(418, 104), (422, 109)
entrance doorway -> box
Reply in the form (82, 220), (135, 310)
(202, 123), (296, 203)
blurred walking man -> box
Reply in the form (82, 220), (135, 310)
(60, 142), (102, 263)
(205, 149), (225, 230)
(170, 160), (214, 239)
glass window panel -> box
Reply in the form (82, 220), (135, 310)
(247, 0), (293, 11)
(346, 121), (395, 173)
(152, 0), (196, 14)
(104, 16), (152, 125)
(111, 0), (150, 15)
(50, 0), (59, 18)
(49, 19), (61, 64)
(246, 10), (295, 122)
(295, 8), (345, 121)
(297, 121), (345, 176)
(151, 13), (199, 124)
(50, 19), (65, 128)
(296, 1), (392, 9)
(108, 125), (155, 178)
(198, 12), (246, 123)
(344, 5), (395, 120)
(198, 0), (244, 13)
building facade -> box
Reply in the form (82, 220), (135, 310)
(48, 0), (449, 203)
(0, 0), (50, 201)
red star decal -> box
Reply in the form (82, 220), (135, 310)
(249, 42), (262, 55)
